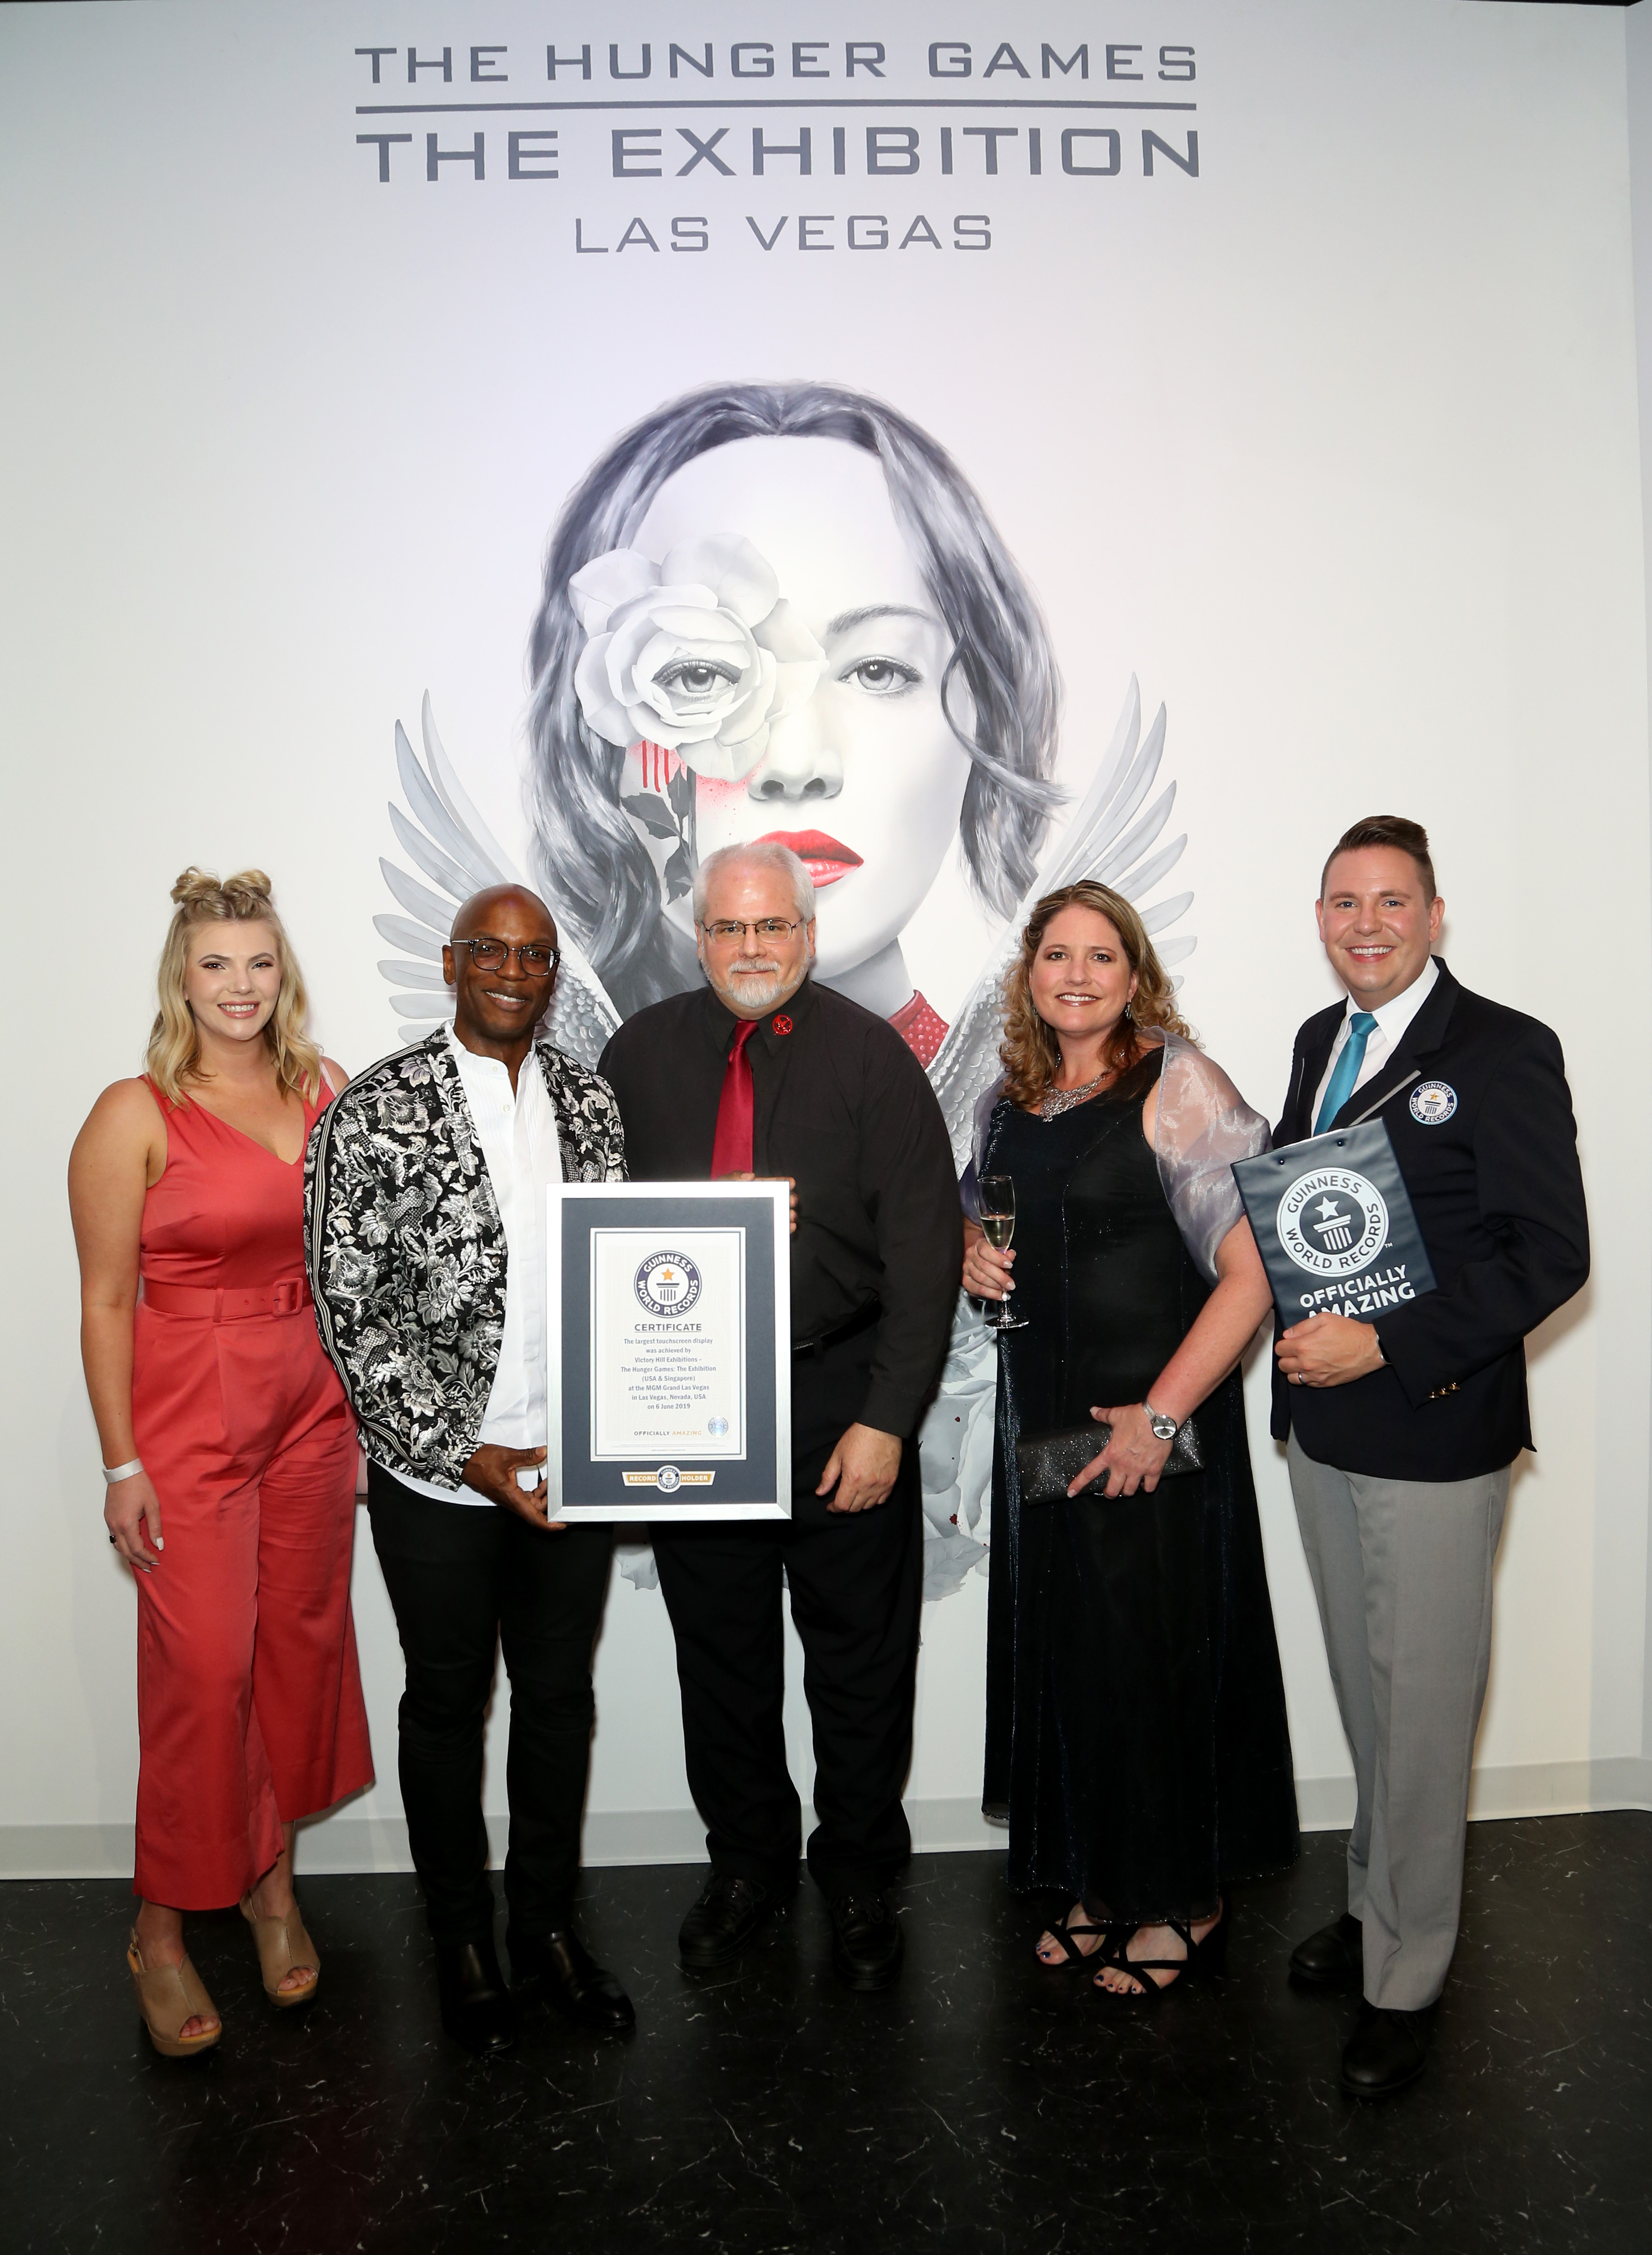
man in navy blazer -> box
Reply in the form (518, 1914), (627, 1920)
(1272, 817), (1588, 2098)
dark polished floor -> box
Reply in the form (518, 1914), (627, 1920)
(2, 1815), (1648, 2254)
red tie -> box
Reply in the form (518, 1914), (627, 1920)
(710, 1019), (758, 1177)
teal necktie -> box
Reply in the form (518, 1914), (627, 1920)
(1314, 1011), (1378, 1134)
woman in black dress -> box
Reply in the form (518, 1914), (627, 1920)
(961, 881), (1298, 1995)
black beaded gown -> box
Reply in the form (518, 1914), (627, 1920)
(982, 1051), (1299, 1922)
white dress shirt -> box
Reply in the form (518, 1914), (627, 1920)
(1310, 956), (1440, 1127)
(381, 1028), (563, 1504)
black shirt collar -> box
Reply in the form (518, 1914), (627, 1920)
(700, 972), (819, 1058)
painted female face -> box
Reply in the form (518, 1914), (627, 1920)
(630, 437), (972, 982)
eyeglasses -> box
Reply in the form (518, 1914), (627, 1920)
(700, 918), (805, 944)
(455, 938), (560, 976)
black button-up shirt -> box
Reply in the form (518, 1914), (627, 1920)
(599, 976), (962, 1440)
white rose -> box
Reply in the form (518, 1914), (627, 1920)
(569, 536), (827, 783)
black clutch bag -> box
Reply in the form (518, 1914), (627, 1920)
(1015, 1417), (1205, 1504)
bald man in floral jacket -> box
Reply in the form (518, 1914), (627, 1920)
(307, 885), (632, 2055)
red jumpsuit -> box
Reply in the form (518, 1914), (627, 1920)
(129, 1078), (372, 1908)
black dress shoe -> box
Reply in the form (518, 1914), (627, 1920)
(435, 1936), (518, 2056)
(1340, 1999), (1435, 2098)
(678, 1875), (788, 1969)
(507, 1926), (635, 2033)
(1290, 1911), (1363, 1992)
(827, 1893), (904, 1993)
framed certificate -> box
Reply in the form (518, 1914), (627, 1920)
(545, 1180), (792, 1523)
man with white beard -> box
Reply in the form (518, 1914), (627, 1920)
(599, 842), (959, 1991)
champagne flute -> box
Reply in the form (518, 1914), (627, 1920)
(976, 1175), (1027, 1332)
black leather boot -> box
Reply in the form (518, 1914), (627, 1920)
(1289, 1911), (1363, 1991)
(1340, 1999), (1435, 2097)
(827, 1893), (904, 1992)
(435, 1935), (518, 2056)
(677, 1875), (788, 1969)
(508, 1926), (635, 2033)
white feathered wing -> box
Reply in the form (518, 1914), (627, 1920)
(374, 693), (621, 1069)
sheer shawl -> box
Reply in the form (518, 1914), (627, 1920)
(964, 1030), (1269, 1281)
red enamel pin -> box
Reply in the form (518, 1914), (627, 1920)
(772, 1014), (793, 1036)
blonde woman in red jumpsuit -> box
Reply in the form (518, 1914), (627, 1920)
(68, 869), (372, 2056)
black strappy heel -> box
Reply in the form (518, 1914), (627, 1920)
(1036, 1914), (1110, 1969)
(1093, 1902), (1228, 1997)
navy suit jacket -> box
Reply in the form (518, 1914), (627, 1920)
(1271, 960), (1589, 1481)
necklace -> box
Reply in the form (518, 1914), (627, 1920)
(1038, 1066), (1110, 1118)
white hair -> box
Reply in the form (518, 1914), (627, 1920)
(692, 841), (817, 925)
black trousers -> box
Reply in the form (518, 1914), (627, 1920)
(366, 1466), (615, 1946)
(650, 1340), (924, 1899)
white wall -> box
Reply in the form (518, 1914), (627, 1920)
(1626, 0), (1652, 1780)
(3, 0), (1649, 1879)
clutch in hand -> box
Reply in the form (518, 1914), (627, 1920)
(1015, 1416), (1205, 1505)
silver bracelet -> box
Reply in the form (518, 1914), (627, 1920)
(102, 1458), (143, 1485)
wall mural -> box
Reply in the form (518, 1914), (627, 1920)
(373, 381), (1192, 1597)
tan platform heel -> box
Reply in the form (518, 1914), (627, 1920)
(126, 1929), (222, 2057)
(240, 1895), (320, 2007)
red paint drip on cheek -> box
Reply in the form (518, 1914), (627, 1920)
(630, 744), (747, 801)
(630, 741), (706, 794)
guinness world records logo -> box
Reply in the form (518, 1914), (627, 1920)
(1275, 1168), (1389, 1278)
(1410, 1079), (1457, 1125)
(634, 1251), (703, 1315)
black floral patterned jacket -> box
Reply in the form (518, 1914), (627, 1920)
(304, 1028), (627, 1489)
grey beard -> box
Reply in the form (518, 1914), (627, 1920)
(713, 963), (804, 1013)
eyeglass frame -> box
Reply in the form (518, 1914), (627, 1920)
(449, 937), (561, 975)
(697, 917), (809, 945)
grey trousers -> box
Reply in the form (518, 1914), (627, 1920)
(1287, 1433), (1510, 2012)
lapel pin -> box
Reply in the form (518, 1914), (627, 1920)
(1409, 1081), (1457, 1124)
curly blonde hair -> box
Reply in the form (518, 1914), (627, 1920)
(145, 867), (322, 1104)
(999, 881), (1193, 1112)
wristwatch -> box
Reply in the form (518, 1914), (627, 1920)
(1144, 1401), (1179, 1443)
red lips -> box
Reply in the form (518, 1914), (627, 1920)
(757, 829), (863, 889)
